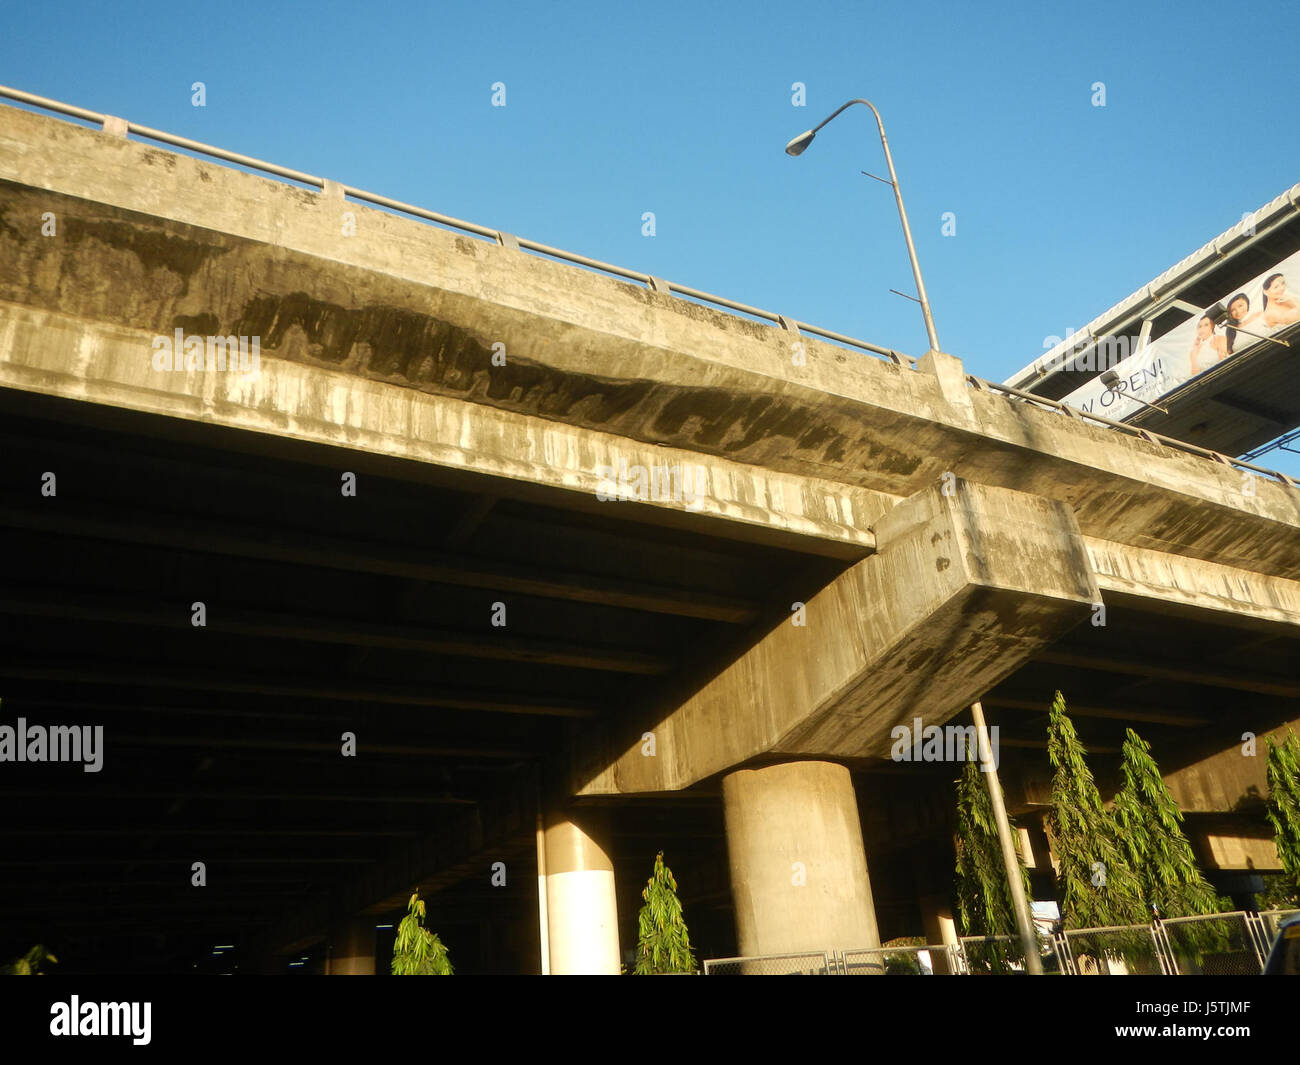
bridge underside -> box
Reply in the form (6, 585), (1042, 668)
(1, 390), (1296, 971)
(2, 101), (1299, 973)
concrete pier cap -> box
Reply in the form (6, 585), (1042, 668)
(576, 475), (1100, 795)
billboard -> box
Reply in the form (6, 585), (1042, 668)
(1060, 248), (1300, 421)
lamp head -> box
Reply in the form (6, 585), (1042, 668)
(784, 130), (816, 156)
(1100, 369), (1121, 389)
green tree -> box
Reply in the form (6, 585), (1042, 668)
(953, 757), (1037, 973)
(1265, 730), (1300, 896)
(633, 852), (696, 974)
(1259, 873), (1300, 910)
(1112, 728), (1219, 918)
(954, 757), (1033, 936)
(2, 944), (57, 975)
(881, 935), (927, 974)
(390, 893), (453, 975)
(1045, 692), (1147, 930)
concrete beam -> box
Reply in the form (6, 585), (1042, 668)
(574, 478), (1099, 794)
(1187, 824), (1280, 873)
(0, 301), (883, 559)
(1085, 536), (1300, 630)
(1162, 717), (1300, 815)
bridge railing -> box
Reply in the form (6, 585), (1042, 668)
(966, 375), (1297, 487)
(1, 83), (1294, 489)
(0, 83), (914, 370)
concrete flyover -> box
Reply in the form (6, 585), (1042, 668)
(1, 97), (1298, 972)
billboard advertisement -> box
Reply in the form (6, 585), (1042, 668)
(1060, 248), (1300, 420)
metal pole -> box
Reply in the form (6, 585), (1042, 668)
(864, 102), (941, 354)
(970, 700), (1043, 975)
(795, 98), (942, 353)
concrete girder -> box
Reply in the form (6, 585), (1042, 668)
(0, 302), (884, 558)
(1085, 537), (1300, 630)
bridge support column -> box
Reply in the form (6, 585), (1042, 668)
(722, 760), (879, 959)
(544, 811), (621, 974)
(920, 893), (960, 973)
(326, 920), (375, 975)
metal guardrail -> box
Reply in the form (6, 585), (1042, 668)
(1, 83), (1294, 489)
(966, 376), (1297, 487)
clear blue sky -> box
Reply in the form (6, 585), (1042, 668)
(4, 0), (1298, 464)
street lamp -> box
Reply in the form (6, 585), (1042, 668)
(785, 98), (941, 354)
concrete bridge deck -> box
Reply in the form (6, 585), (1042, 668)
(1, 97), (1298, 971)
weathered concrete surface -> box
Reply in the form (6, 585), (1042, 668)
(1162, 717), (1300, 816)
(1189, 829), (1279, 872)
(722, 760), (879, 958)
(543, 811), (620, 975)
(575, 478), (1100, 794)
(2, 104), (1299, 578)
(0, 300), (882, 556)
(1084, 538), (1300, 628)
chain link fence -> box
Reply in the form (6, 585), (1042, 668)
(840, 944), (959, 975)
(1160, 911), (1266, 975)
(1058, 924), (1165, 975)
(1259, 908), (1300, 940)
(701, 910), (1300, 974)
(957, 933), (1065, 974)
(701, 951), (835, 976)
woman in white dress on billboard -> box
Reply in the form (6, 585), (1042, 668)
(1261, 272), (1300, 330)
(1188, 314), (1228, 374)
(1224, 293), (1264, 354)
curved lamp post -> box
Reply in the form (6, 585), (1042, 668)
(786, 99), (941, 354)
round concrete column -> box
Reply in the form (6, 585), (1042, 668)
(544, 811), (620, 974)
(919, 893), (959, 973)
(326, 919), (376, 975)
(722, 760), (879, 957)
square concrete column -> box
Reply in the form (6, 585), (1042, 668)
(722, 760), (879, 958)
(544, 810), (621, 974)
